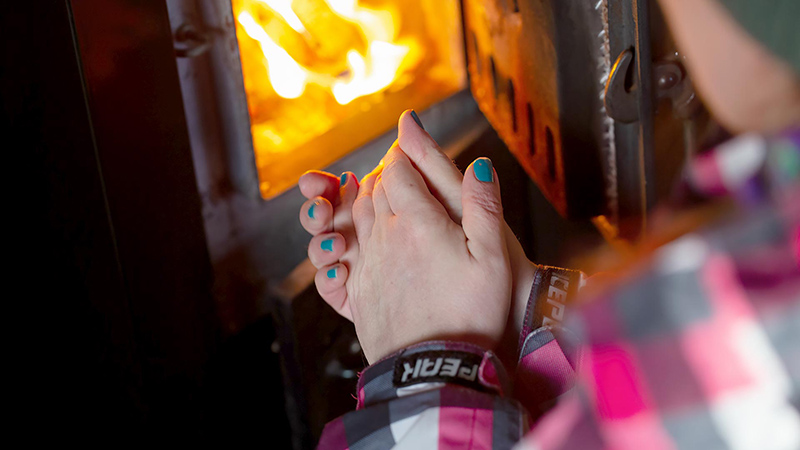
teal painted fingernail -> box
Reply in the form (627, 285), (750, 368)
(308, 202), (316, 219)
(474, 158), (494, 182)
(410, 110), (425, 130)
(321, 239), (334, 252)
(340, 173), (348, 186)
(327, 267), (337, 279)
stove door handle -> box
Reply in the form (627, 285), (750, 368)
(604, 48), (640, 124)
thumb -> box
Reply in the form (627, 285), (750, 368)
(462, 157), (505, 261)
(397, 110), (464, 222)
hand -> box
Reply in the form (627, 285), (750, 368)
(347, 144), (511, 362)
(298, 111), (538, 360)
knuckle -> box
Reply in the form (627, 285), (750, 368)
(307, 221), (325, 235)
(414, 147), (431, 165)
(403, 213), (439, 240)
(468, 190), (503, 216)
(380, 163), (397, 182)
(352, 195), (372, 216)
(300, 218), (317, 234)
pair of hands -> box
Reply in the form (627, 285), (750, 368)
(298, 111), (537, 364)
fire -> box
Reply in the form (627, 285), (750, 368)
(232, 0), (465, 198)
(236, 0), (415, 105)
(238, 11), (308, 98)
(257, 0), (306, 33)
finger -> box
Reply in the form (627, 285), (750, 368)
(299, 170), (343, 205)
(398, 110), (464, 222)
(308, 232), (346, 269)
(372, 172), (393, 218)
(315, 263), (352, 321)
(380, 143), (445, 216)
(353, 164), (382, 242)
(334, 172), (359, 242)
(299, 196), (334, 236)
(462, 157), (506, 261)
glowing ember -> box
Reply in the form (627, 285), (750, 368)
(232, 0), (465, 198)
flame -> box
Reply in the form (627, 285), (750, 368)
(236, 0), (415, 105)
(232, 0), (466, 199)
(255, 0), (306, 33)
(333, 43), (409, 104)
(238, 11), (308, 99)
(327, 0), (394, 41)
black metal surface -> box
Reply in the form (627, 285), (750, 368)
(605, 48), (639, 124)
(606, 0), (646, 239)
(7, 2), (145, 439)
(464, 0), (700, 242)
(463, 0), (607, 220)
(66, 2), (222, 437)
(605, 0), (698, 240)
(654, 59), (701, 120)
(5, 0), (295, 441)
(202, 314), (293, 447)
(633, 0), (656, 216)
(174, 23), (212, 58)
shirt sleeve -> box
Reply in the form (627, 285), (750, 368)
(317, 341), (531, 449)
(317, 265), (587, 450)
(512, 266), (584, 421)
(519, 204), (800, 450)
(319, 132), (800, 450)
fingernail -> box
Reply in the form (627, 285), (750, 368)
(327, 267), (338, 279)
(321, 239), (334, 252)
(308, 201), (317, 219)
(474, 157), (494, 182)
(410, 110), (425, 130)
(340, 173), (348, 187)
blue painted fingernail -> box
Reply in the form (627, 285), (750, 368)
(410, 110), (425, 130)
(474, 158), (494, 182)
(308, 202), (316, 219)
(340, 173), (348, 186)
(321, 239), (334, 252)
(327, 267), (337, 279)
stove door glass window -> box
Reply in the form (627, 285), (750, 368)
(232, 0), (466, 199)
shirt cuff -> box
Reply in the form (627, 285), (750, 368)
(518, 265), (585, 354)
(355, 341), (511, 409)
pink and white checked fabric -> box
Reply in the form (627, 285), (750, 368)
(317, 131), (800, 450)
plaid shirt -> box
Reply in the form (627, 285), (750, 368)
(318, 131), (800, 449)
